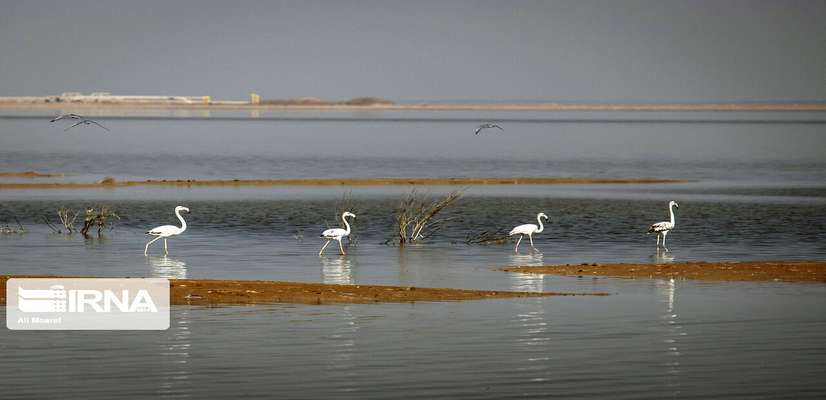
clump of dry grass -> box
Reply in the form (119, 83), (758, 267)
(393, 189), (463, 245)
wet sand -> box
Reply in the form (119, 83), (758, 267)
(0, 176), (685, 189)
(501, 261), (826, 283)
(0, 276), (607, 306)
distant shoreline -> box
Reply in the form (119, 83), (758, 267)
(2, 101), (825, 112)
(0, 176), (688, 189)
(0, 175), (687, 189)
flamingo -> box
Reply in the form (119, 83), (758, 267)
(509, 212), (548, 253)
(474, 123), (503, 135)
(144, 206), (190, 256)
(319, 211), (356, 256)
(648, 201), (679, 251)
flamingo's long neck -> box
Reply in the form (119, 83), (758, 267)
(342, 213), (351, 235)
(176, 209), (187, 233)
(536, 214), (545, 233)
(669, 204), (676, 226)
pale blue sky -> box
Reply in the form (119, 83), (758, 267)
(1, 0), (824, 101)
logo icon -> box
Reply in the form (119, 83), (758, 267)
(17, 285), (68, 313)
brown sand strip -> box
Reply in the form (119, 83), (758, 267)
(500, 261), (826, 283)
(0, 276), (608, 306)
(0, 176), (685, 190)
(0, 171), (63, 178)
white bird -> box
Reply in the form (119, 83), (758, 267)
(144, 206), (190, 256)
(65, 118), (109, 132)
(474, 123), (503, 135)
(509, 212), (548, 253)
(319, 211), (356, 256)
(648, 201), (679, 251)
(50, 113), (84, 122)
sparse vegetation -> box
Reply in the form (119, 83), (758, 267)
(42, 206), (77, 234)
(80, 206), (120, 237)
(42, 205), (119, 236)
(392, 190), (463, 245)
(57, 206), (78, 233)
(0, 217), (25, 234)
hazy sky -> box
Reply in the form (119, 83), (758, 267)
(1, 0), (824, 101)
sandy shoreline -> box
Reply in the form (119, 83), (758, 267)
(501, 261), (826, 283)
(0, 176), (686, 189)
(2, 102), (826, 112)
(0, 171), (63, 178)
(0, 276), (606, 305)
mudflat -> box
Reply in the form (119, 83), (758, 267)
(0, 276), (609, 306)
(501, 261), (826, 283)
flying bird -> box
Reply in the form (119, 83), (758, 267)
(648, 201), (679, 251)
(319, 211), (356, 256)
(474, 123), (503, 135)
(64, 118), (110, 132)
(509, 212), (548, 253)
(50, 113), (84, 122)
(144, 206), (190, 256)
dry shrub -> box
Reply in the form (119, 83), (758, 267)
(394, 189), (462, 245)
(80, 206), (120, 237)
(58, 206), (77, 233)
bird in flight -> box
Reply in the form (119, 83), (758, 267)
(474, 123), (503, 135)
(50, 113), (84, 122)
(65, 118), (110, 132)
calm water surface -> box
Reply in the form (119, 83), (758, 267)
(1, 113), (825, 398)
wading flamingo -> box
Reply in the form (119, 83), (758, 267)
(509, 212), (548, 253)
(648, 201), (679, 251)
(145, 206), (190, 256)
(320, 211), (356, 256)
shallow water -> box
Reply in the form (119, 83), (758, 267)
(1, 112), (826, 398)
(2, 283), (825, 399)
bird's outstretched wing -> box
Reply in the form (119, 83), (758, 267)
(493, 124), (503, 130)
(51, 113), (82, 122)
(474, 126), (483, 135)
(64, 120), (84, 131)
(88, 120), (110, 131)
